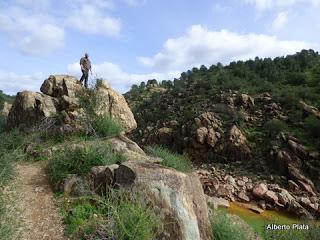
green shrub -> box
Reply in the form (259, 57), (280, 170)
(305, 115), (320, 138)
(48, 143), (124, 185)
(264, 119), (288, 137)
(146, 146), (193, 172)
(211, 211), (250, 240)
(93, 115), (123, 138)
(59, 191), (161, 240)
(62, 200), (98, 236)
(113, 197), (158, 240)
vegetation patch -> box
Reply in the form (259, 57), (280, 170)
(146, 146), (193, 172)
(93, 115), (123, 138)
(210, 210), (250, 240)
(77, 80), (123, 138)
(58, 190), (161, 240)
(48, 142), (124, 185)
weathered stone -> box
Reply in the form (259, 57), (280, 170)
(95, 80), (137, 133)
(7, 91), (57, 129)
(299, 100), (320, 119)
(207, 128), (219, 147)
(90, 165), (119, 194)
(8, 77), (137, 134)
(196, 127), (208, 144)
(114, 161), (212, 240)
(1, 102), (12, 117)
(157, 127), (173, 144)
(288, 180), (300, 192)
(207, 196), (230, 209)
(238, 191), (250, 202)
(223, 125), (251, 161)
(235, 202), (264, 214)
(237, 180), (245, 187)
(252, 183), (268, 199)
(264, 190), (278, 204)
(40, 75), (80, 98)
(258, 200), (266, 210)
(238, 94), (255, 108)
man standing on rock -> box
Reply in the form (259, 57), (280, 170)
(79, 53), (92, 88)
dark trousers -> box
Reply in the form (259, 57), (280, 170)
(80, 70), (89, 88)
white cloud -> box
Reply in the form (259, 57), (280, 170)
(138, 25), (315, 71)
(0, 70), (45, 95)
(244, 0), (320, 11)
(271, 11), (289, 31)
(67, 4), (121, 36)
(67, 62), (179, 92)
(0, 8), (65, 56)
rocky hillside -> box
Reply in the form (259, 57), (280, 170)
(125, 50), (320, 220)
(1, 75), (217, 240)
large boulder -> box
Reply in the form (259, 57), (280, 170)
(40, 75), (80, 98)
(113, 161), (212, 240)
(94, 80), (137, 133)
(7, 76), (137, 133)
(1, 102), (12, 117)
(222, 125), (251, 161)
(7, 91), (57, 129)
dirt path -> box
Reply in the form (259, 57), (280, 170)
(16, 162), (67, 240)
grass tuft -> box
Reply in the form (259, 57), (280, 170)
(146, 146), (193, 172)
(93, 115), (123, 138)
(210, 210), (250, 240)
(59, 190), (161, 240)
(48, 143), (124, 185)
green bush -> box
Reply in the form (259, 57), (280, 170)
(210, 211), (250, 240)
(146, 146), (193, 172)
(113, 197), (159, 240)
(264, 119), (288, 137)
(93, 115), (123, 138)
(305, 115), (320, 138)
(48, 143), (124, 185)
(59, 191), (161, 240)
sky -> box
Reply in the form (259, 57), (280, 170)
(0, 0), (320, 95)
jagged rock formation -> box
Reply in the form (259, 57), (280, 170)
(7, 75), (137, 133)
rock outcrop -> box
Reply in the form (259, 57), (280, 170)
(60, 136), (212, 240)
(113, 161), (211, 240)
(94, 80), (137, 132)
(7, 91), (58, 129)
(1, 102), (12, 117)
(7, 75), (137, 133)
(299, 100), (320, 119)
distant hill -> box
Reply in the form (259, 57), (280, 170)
(125, 49), (320, 190)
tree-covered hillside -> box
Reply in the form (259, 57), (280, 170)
(126, 49), (320, 148)
(125, 49), (320, 193)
